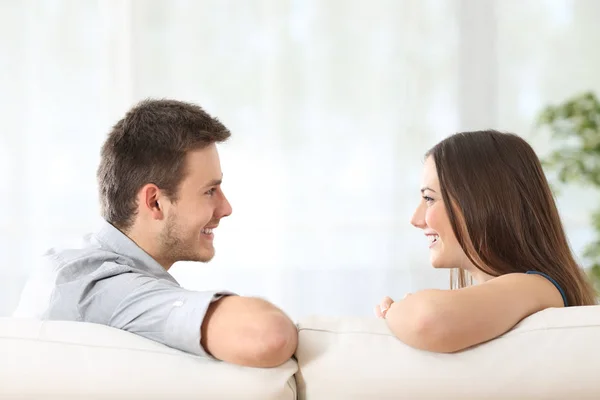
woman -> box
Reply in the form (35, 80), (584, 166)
(376, 130), (596, 353)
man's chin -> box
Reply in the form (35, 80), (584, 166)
(194, 250), (215, 263)
(175, 251), (215, 264)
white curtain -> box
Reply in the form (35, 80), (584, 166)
(1, 0), (600, 319)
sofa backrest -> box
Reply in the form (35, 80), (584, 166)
(0, 318), (297, 400)
(3, 306), (600, 399)
(295, 306), (600, 399)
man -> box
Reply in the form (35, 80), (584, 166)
(14, 99), (298, 368)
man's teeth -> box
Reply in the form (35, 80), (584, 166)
(202, 228), (213, 234)
(428, 235), (439, 244)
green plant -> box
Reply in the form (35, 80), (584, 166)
(537, 91), (600, 292)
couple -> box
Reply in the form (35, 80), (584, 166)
(15, 99), (597, 368)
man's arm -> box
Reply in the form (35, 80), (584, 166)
(201, 296), (298, 368)
(92, 271), (296, 366)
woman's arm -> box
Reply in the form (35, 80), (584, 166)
(382, 273), (564, 353)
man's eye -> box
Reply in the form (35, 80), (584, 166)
(205, 188), (216, 196)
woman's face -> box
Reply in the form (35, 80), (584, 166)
(410, 156), (472, 270)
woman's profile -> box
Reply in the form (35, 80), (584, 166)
(376, 130), (597, 353)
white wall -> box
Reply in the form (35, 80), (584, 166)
(1, 0), (599, 319)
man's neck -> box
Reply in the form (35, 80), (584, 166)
(125, 226), (173, 271)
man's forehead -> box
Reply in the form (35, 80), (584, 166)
(183, 146), (223, 183)
(186, 167), (222, 184)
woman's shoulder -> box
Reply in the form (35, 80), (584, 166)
(524, 271), (568, 307)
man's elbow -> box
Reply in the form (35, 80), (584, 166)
(202, 296), (298, 367)
(251, 314), (298, 367)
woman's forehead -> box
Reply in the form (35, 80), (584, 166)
(421, 157), (439, 189)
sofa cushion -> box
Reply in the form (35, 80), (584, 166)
(0, 318), (297, 400)
(295, 306), (600, 399)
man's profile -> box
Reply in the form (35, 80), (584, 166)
(15, 99), (298, 368)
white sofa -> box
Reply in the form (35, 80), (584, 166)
(2, 306), (600, 399)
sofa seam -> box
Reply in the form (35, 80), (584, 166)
(286, 379), (297, 398)
(297, 328), (393, 336)
(298, 324), (600, 336)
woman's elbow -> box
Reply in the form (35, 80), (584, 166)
(386, 301), (458, 353)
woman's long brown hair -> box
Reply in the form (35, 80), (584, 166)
(427, 130), (596, 306)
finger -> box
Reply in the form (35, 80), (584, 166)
(374, 305), (384, 318)
(381, 296), (394, 310)
(379, 297), (394, 317)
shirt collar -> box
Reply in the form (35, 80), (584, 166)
(94, 219), (178, 284)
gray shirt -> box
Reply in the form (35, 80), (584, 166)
(13, 220), (229, 357)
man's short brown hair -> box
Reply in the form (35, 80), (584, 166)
(97, 99), (231, 231)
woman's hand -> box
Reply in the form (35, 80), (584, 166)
(375, 296), (394, 318)
(375, 294), (411, 318)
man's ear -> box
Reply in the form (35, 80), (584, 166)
(139, 183), (164, 220)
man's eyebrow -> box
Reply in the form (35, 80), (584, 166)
(420, 186), (437, 193)
(204, 178), (222, 188)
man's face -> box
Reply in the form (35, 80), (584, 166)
(158, 144), (232, 265)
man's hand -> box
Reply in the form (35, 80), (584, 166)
(201, 296), (298, 368)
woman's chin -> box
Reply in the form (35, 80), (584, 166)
(429, 255), (449, 269)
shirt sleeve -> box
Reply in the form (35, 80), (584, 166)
(80, 270), (233, 357)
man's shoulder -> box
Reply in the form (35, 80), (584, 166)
(14, 232), (149, 320)
(44, 232), (136, 280)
